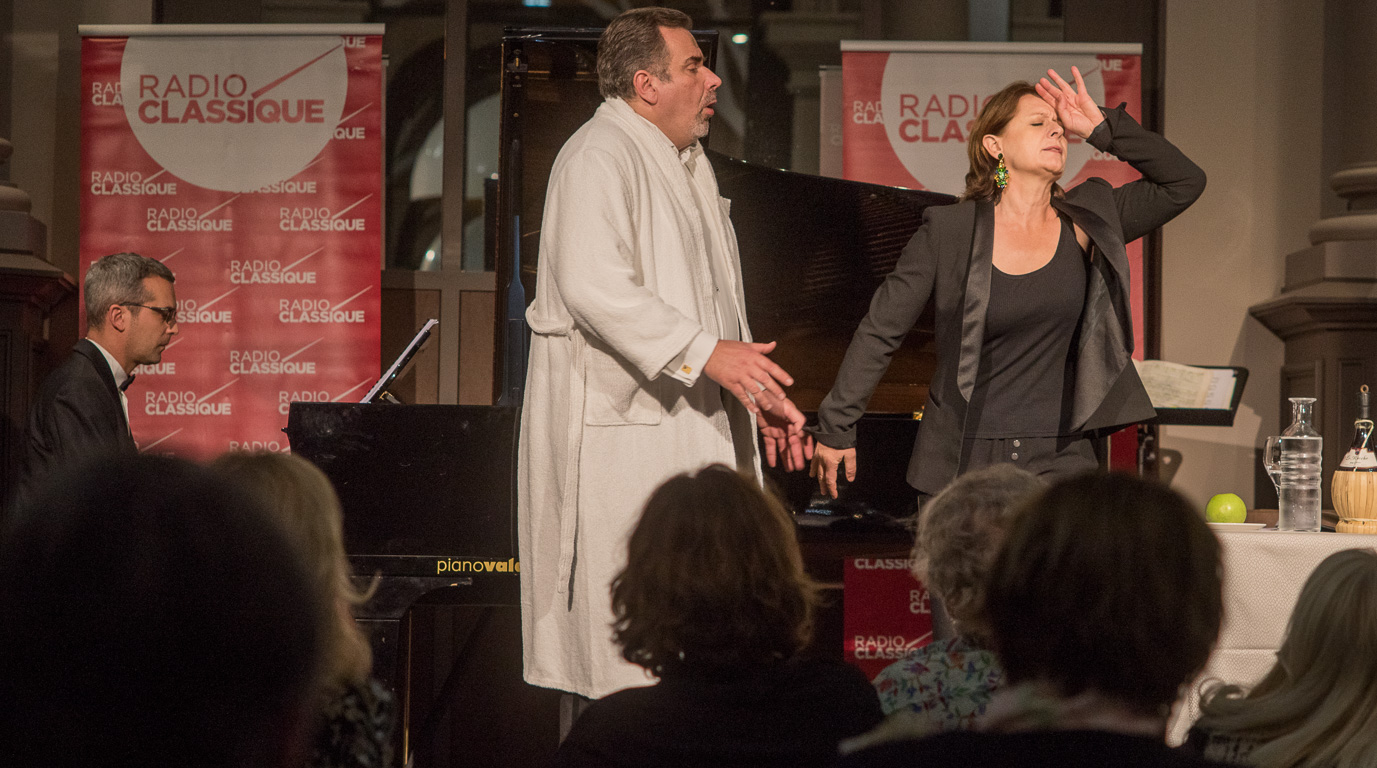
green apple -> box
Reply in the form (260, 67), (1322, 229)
(1206, 493), (1248, 524)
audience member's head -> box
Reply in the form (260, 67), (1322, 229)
(913, 464), (1045, 644)
(1195, 548), (1377, 768)
(612, 464), (819, 672)
(0, 455), (325, 768)
(212, 450), (376, 693)
(985, 472), (1222, 720)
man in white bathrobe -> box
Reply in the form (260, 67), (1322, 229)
(518, 6), (810, 706)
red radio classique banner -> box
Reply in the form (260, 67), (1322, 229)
(80, 25), (383, 459)
(844, 556), (934, 680)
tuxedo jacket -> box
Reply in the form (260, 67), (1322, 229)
(814, 105), (1207, 495)
(19, 339), (137, 503)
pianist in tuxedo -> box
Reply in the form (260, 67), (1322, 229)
(16, 252), (178, 506)
(518, 6), (809, 703)
(810, 67), (1206, 499)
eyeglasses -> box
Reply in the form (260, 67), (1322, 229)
(121, 303), (178, 325)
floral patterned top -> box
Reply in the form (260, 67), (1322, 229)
(870, 636), (1003, 728)
(1184, 726), (1262, 765)
(310, 677), (396, 768)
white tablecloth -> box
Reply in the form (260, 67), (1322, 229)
(1167, 530), (1377, 743)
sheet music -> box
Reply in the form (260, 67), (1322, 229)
(1133, 359), (1236, 410)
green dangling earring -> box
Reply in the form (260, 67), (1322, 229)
(995, 153), (1009, 190)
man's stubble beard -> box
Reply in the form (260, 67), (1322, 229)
(693, 110), (711, 140)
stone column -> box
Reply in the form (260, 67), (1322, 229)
(1249, 1), (1377, 512)
(1250, 166), (1377, 511)
(0, 136), (70, 510)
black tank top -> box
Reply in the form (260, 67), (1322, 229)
(968, 218), (1088, 438)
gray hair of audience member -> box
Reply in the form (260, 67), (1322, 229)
(596, 6), (693, 100)
(84, 251), (175, 329)
(1195, 548), (1377, 768)
(0, 455), (326, 768)
(912, 464), (1046, 643)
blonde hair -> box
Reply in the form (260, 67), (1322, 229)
(913, 464), (1045, 643)
(1196, 548), (1377, 768)
(211, 451), (377, 691)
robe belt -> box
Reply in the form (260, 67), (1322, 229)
(554, 329), (586, 596)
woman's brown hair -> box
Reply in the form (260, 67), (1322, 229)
(611, 464), (819, 672)
(961, 81), (1065, 202)
(985, 472), (1222, 715)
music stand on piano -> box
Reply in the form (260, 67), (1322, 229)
(363, 318), (437, 404)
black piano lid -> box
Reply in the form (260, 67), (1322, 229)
(286, 403), (519, 560)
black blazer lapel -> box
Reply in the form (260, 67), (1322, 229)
(74, 340), (122, 401)
(1053, 197), (1137, 431)
(1054, 196), (1128, 288)
(1054, 196), (1134, 351)
(957, 199), (995, 403)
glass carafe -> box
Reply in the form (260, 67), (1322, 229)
(1263, 397), (1322, 532)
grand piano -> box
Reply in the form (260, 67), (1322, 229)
(287, 27), (953, 767)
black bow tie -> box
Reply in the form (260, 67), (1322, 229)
(119, 374), (135, 392)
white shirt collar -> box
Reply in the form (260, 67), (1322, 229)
(87, 338), (131, 389)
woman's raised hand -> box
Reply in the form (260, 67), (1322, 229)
(1036, 66), (1104, 140)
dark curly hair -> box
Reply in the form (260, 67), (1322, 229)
(611, 464), (819, 672)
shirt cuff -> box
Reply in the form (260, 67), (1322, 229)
(664, 331), (717, 386)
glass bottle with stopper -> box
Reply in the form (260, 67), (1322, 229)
(1334, 385), (1377, 534)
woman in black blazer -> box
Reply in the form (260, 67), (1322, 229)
(809, 67), (1206, 499)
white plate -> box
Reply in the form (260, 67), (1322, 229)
(1208, 522), (1266, 532)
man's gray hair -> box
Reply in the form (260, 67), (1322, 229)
(84, 252), (175, 329)
(596, 7), (693, 101)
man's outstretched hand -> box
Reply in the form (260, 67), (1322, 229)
(704, 340), (794, 415)
(758, 396), (813, 472)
